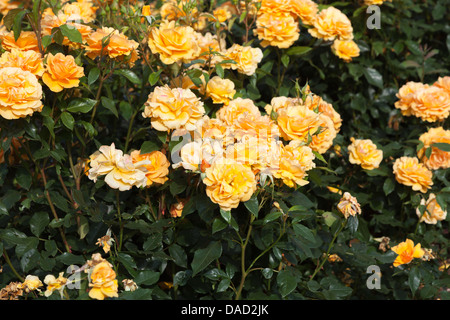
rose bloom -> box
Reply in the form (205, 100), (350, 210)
(265, 96), (301, 115)
(0, 67), (43, 120)
(308, 114), (337, 154)
(434, 76), (450, 93)
(88, 143), (123, 182)
(205, 76), (236, 105)
(42, 53), (85, 93)
(21, 275), (43, 293)
(170, 199), (188, 218)
(103, 153), (149, 191)
(0, 30), (40, 52)
(273, 142), (316, 188)
(160, 0), (198, 21)
(331, 39), (360, 62)
(88, 261), (119, 300)
(304, 94), (342, 132)
(337, 192), (361, 219)
(172, 140), (203, 171)
(289, 0), (318, 25)
(148, 20), (200, 65)
(409, 85), (450, 122)
(233, 113), (280, 142)
(203, 158), (257, 211)
(417, 126), (450, 170)
(0, 49), (44, 78)
(130, 150), (170, 186)
(225, 137), (262, 168)
(258, 0), (292, 16)
(416, 193), (447, 225)
(348, 137), (383, 170)
(194, 32), (225, 62)
(122, 279), (138, 292)
(44, 273), (68, 298)
(216, 97), (261, 126)
(255, 12), (300, 49)
(364, 0), (392, 5)
(142, 85), (205, 132)
(213, 7), (233, 23)
(219, 44), (263, 76)
(391, 239), (424, 267)
(394, 81), (428, 117)
(308, 6), (353, 41)
(276, 105), (321, 142)
(85, 27), (139, 66)
(0, 0), (20, 16)
(392, 156), (433, 193)
(61, 0), (97, 23)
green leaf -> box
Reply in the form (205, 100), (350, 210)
(263, 211), (283, 225)
(363, 67), (384, 89)
(168, 244), (187, 268)
(149, 69), (162, 86)
(61, 112), (75, 130)
(30, 212), (49, 237)
(12, 9), (28, 41)
(134, 270), (160, 286)
(347, 215), (359, 235)
(277, 270), (297, 297)
(293, 223), (316, 243)
(66, 98), (97, 113)
(59, 24), (82, 43)
(16, 167), (32, 190)
(383, 178), (395, 196)
(212, 218), (228, 234)
(101, 96), (118, 118)
(286, 46), (312, 56)
(191, 241), (222, 276)
(117, 253), (138, 278)
(88, 67), (100, 85)
(215, 63), (224, 78)
(409, 266), (421, 297)
(140, 140), (161, 154)
(56, 253), (86, 265)
(433, 143), (450, 152)
(114, 69), (141, 85)
(220, 208), (231, 224)
(244, 194), (259, 217)
(1, 189), (21, 210)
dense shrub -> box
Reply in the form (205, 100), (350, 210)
(0, 0), (449, 301)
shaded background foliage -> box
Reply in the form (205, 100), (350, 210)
(0, 0), (449, 300)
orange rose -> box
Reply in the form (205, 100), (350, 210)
(394, 81), (428, 117)
(308, 114), (337, 154)
(434, 76), (450, 93)
(304, 94), (342, 132)
(0, 30), (40, 53)
(0, 0), (20, 16)
(392, 156), (433, 193)
(142, 85), (205, 131)
(255, 12), (300, 49)
(331, 39), (360, 62)
(216, 97), (260, 126)
(85, 27), (139, 66)
(276, 105), (321, 142)
(308, 7), (353, 41)
(391, 239), (424, 267)
(203, 158), (257, 211)
(416, 193), (447, 225)
(88, 261), (119, 300)
(0, 49), (44, 78)
(409, 85), (450, 122)
(348, 137), (383, 170)
(42, 53), (85, 93)
(160, 0), (198, 21)
(289, 0), (318, 25)
(147, 20), (200, 65)
(417, 127), (450, 170)
(219, 44), (263, 76)
(0, 67), (43, 120)
(130, 150), (170, 186)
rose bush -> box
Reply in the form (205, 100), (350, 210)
(0, 0), (449, 301)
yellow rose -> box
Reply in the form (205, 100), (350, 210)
(103, 154), (149, 191)
(416, 193), (447, 225)
(308, 114), (337, 154)
(304, 94), (342, 132)
(44, 273), (68, 298)
(255, 12), (300, 49)
(220, 44), (263, 76)
(233, 113), (280, 141)
(273, 141), (316, 188)
(434, 76), (450, 93)
(142, 85), (205, 131)
(216, 97), (260, 126)
(258, 0), (292, 16)
(194, 32), (226, 62)
(331, 39), (360, 62)
(308, 6), (353, 41)
(172, 140), (203, 171)
(160, 0), (198, 21)
(0, 49), (44, 78)
(417, 127), (450, 170)
(409, 85), (450, 122)
(88, 143), (123, 182)
(392, 156), (433, 193)
(84, 27), (139, 65)
(276, 105), (321, 142)
(130, 150), (170, 186)
(203, 158), (257, 211)
(0, 30), (40, 53)
(205, 76), (236, 105)
(0, 67), (43, 120)
(391, 239), (424, 267)
(0, 0), (20, 16)
(213, 7), (233, 23)
(42, 53), (85, 93)
(394, 81), (428, 117)
(21, 275), (43, 293)
(348, 137), (383, 170)
(364, 0), (392, 5)
(62, 0), (97, 23)
(289, 0), (318, 25)
(147, 20), (200, 65)
(265, 96), (301, 115)
(88, 261), (119, 300)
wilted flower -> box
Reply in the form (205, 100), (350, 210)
(392, 156), (433, 193)
(391, 239), (424, 267)
(96, 229), (114, 253)
(416, 193), (447, 224)
(0, 282), (24, 300)
(348, 137), (383, 170)
(169, 199), (188, 218)
(44, 272), (68, 298)
(21, 275), (43, 293)
(122, 279), (138, 292)
(337, 192), (361, 219)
